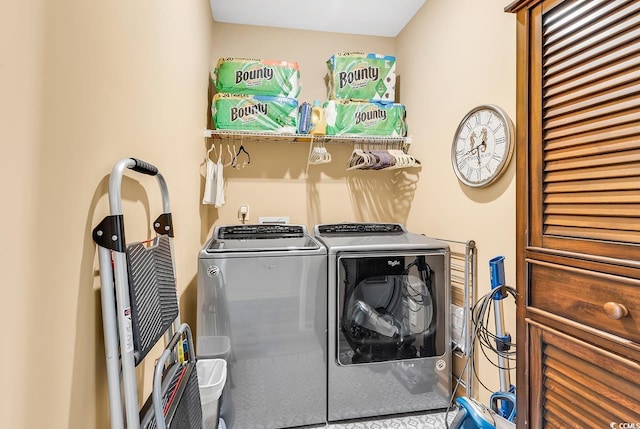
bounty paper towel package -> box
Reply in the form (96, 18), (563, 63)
(325, 100), (407, 137)
(212, 93), (298, 134)
(213, 57), (301, 98)
(327, 52), (396, 102)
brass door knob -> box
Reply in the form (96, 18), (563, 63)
(603, 302), (629, 320)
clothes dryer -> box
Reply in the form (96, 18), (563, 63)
(314, 223), (451, 422)
(197, 224), (327, 429)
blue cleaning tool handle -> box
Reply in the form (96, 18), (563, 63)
(489, 256), (505, 288)
(490, 389), (517, 422)
(489, 256), (507, 299)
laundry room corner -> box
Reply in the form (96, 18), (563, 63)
(5, 0), (217, 428)
(397, 0), (517, 405)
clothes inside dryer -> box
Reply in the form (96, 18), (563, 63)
(338, 254), (441, 365)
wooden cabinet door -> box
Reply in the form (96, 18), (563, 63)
(528, 0), (640, 262)
(506, 0), (640, 426)
(528, 321), (640, 429)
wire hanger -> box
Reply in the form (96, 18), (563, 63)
(224, 144), (234, 167)
(232, 144), (251, 168)
(206, 142), (217, 162)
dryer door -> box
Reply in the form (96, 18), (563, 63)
(336, 252), (446, 365)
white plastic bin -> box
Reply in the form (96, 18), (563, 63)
(197, 359), (227, 429)
(197, 336), (231, 360)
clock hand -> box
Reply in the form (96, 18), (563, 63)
(462, 142), (485, 157)
(462, 131), (488, 159)
(480, 128), (488, 151)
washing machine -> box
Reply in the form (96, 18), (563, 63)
(314, 223), (451, 422)
(197, 224), (327, 429)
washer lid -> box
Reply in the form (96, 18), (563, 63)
(205, 224), (322, 252)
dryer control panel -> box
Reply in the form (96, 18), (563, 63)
(315, 223), (405, 235)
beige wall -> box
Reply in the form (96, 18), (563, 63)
(3, 0), (516, 428)
(399, 0), (517, 400)
(3, 0), (215, 428)
(2, 1), (43, 428)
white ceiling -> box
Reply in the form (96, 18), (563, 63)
(209, 0), (426, 37)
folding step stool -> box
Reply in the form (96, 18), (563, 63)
(93, 158), (202, 429)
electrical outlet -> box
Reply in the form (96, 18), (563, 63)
(238, 205), (249, 222)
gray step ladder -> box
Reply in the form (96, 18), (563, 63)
(93, 158), (202, 429)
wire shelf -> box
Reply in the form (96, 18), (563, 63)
(204, 129), (412, 148)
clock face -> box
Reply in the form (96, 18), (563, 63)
(451, 105), (514, 188)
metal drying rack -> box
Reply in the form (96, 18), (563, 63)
(438, 238), (477, 400)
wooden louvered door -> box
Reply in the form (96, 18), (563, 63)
(529, 323), (640, 428)
(506, 0), (640, 427)
(535, 0), (640, 259)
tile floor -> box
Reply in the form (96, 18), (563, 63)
(324, 410), (457, 429)
(218, 410), (458, 429)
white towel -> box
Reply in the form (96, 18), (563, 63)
(202, 158), (217, 205)
(214, 154), (225, 208)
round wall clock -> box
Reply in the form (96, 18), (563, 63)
(451, 104), (515, 188)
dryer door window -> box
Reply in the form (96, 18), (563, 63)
(336, 253), (445, 365)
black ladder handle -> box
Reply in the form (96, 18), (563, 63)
(107, 158), (172, 216)
(129, 157), (158, 176)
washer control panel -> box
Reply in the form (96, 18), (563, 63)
(217, 224), (305, 239)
